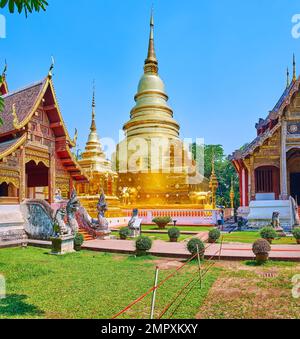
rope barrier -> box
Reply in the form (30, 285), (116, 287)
(112, 237), (224, 319)
(111, 252), (198, 319)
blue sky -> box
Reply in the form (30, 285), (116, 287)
(1, 0), (300, 157)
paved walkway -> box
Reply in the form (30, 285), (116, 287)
(82, 239), (300, 261)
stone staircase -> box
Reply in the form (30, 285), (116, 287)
(78, 228), (94, 241)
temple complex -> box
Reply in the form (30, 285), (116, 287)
(114, 12), (213, 209)
(230, 56), (300, 230)
(76, 88), (122, 218)
(0, 67), (88, 205)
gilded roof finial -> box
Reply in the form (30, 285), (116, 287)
(286, 67), (290, 88)
(293, 54), (297, 82)
(144, 6), (158, 74)
(90, 80), (97, 132)
(48, 56), (55, 78)
(2, 59), (7, 78)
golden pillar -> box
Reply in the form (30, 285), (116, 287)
(209, 157), (218, 209)
(230, 176), (235, 210)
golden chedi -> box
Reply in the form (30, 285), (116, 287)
(114, 12), (211, 208)
(77, 89), (122, 217)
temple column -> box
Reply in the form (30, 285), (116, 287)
(249, 156), (255, 201)
(280, 120), (288, 200)
(19, 146), (26, 202)
(48, 152), (55, 204)
(241, 168), (246, 206)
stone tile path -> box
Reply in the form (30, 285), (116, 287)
(82, 239), (300, 261)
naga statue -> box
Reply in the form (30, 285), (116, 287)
(75, 190), (111, 238)
(96, 189), (109, 230)
(53, 189), (80, 236)
(66, 188), (80, 234)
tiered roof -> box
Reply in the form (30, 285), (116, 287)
(0, 73), (88, 182)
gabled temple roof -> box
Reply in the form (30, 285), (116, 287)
(0, 74), (89, 182)
(0, 80), (45, 135)
(0, 76), (77, 147)
(230, 78), (300, 161)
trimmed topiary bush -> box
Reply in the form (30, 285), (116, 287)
(119, 227), (131, 240)
(187, 238), (205, 258)
(260, 227), (277, 243)
(135, 236), (152, 256)
(208, 228), (221, 243)
(252, 238), (271, 264)
(74, 233), (84, 251)
(168, 227), (180, 242)
(152, 216), (172, 229)
(292, 227), (300, 244)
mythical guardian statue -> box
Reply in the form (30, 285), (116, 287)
(54, 189), (80, 236)
(96, 189), (109, 230)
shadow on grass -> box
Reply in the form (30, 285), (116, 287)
(245, 260), (266, 267)
(0, 294), (44, 317)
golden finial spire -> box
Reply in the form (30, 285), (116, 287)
(48, 56), (55, 78)
(293, 54), (297, 82)
(286, 67), (290, 88)
(90, 81), (97, 132)
(2, 59), (7, 78)
(144, 7), (158, 74)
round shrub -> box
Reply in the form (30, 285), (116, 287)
(168, 227), (180, 241)
(74, 233), (84, 251)
(292, 227), (300, 243)
(252, 239), (271, 264)
(152, 216), (172, 229)
(260, 227), (277, 242)
(252, 239), (271, 255)
(119, 227), (130, 240)
(208, 228), (221, 243)
(187, 238), (205, 256)
(135, 236), (152, 256)
(292, 227), (300, 239)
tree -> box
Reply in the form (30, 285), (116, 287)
(0, 0), (48, 125)
(0, 0), (48, 16)
(192, 143), (240, 208)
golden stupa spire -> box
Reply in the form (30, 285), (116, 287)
(144, 7), (158, 74)
(286, 67), (290, 88)
(90, 81), (97, 132)
(293, 54), (297, 82)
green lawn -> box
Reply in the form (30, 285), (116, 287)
(0, 247), (218, 319)
(141, 225), (213, 232)
(111, 231), (192, 242)
(221, 231), (297, 245)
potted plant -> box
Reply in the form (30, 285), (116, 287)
(135, 236), (152, 256)
(260, 226), (277, 244)
(119, 227), (131, 240)
(152, 216), (172, 229)
(292, 227), (300, 244)
(208, 228), (221, 243)
(74, 233), (84, 252)
(187, 238), (205, 258)
(168, 227), (180, 242)
(252, 239), (271, 264)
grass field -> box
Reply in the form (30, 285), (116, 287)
(221, 231), (298, 245)
(141, 225), (213, 232)
(197, 260), (300, 319)
(0, 247), (218, 319)
(0, 247), (299, 319)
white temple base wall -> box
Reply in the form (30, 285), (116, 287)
(247, 200), (293, 231)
